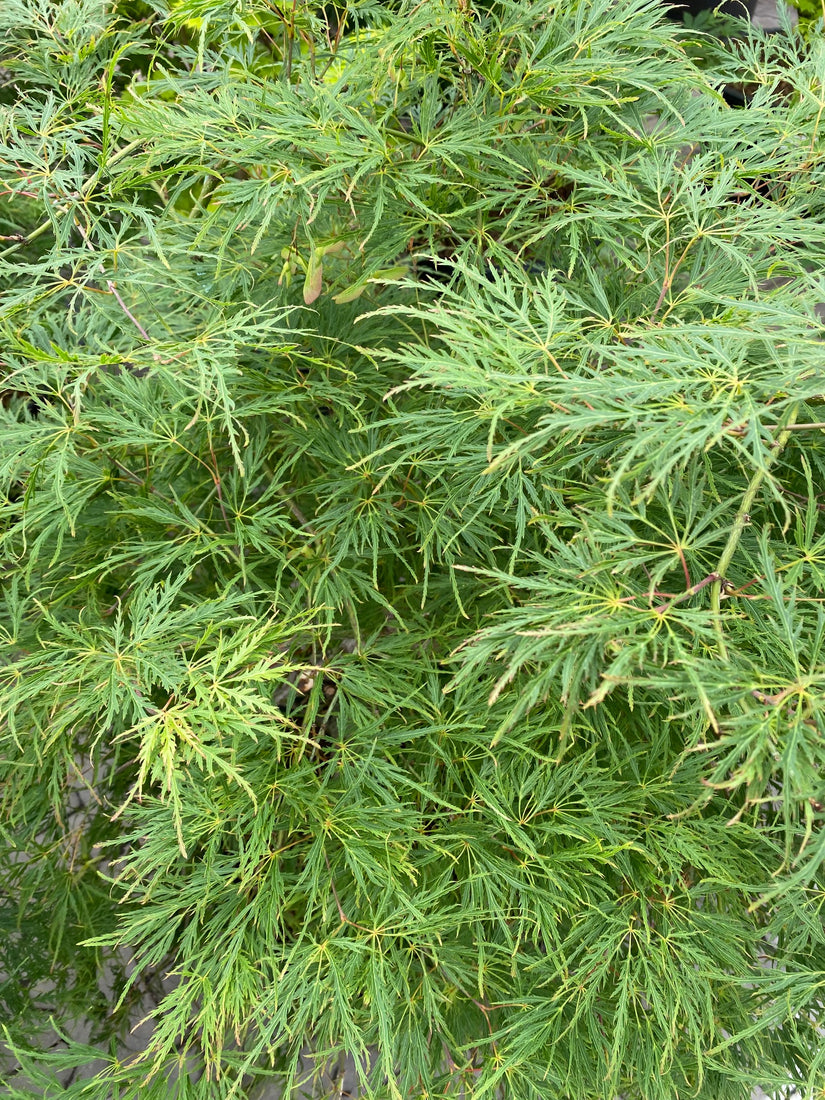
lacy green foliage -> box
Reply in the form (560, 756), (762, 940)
(1, 0), (825, 1097)
(796, 0), (823, 30)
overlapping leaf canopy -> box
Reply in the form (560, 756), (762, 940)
(1, 0), (825, 1096)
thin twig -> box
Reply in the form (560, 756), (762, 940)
(0, 138), (144, 260)
(323, 851), (371, 932)
(208, 441), (231, 530)
(106, 279), (149, 339)
(74, 219), (150, 338)
(654, 572), (721, 616)
(711, 403), (800, 657)
(764, 421), (825, 432)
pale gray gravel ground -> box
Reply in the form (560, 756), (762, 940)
(752, 0), (798, 26)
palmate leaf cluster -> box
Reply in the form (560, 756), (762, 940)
(1, 0), (825, 1096)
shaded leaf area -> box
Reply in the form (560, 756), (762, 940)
(1, 0), (825, 1097)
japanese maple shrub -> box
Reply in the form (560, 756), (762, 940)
(1, 1), (825, 1097)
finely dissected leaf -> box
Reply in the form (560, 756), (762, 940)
(1, 1), (825, 1098)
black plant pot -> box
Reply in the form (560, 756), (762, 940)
(663, 0), (756, 18)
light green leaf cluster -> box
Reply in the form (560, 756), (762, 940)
(1, 0), (825, 1097)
